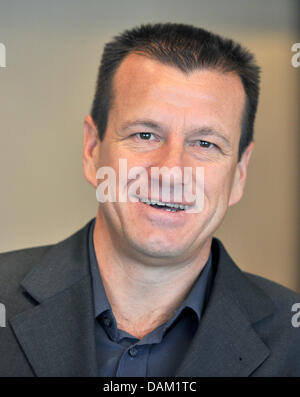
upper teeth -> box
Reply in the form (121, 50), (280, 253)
(139, 198), (190, 210)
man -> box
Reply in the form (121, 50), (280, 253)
(0, 23), (300, 377)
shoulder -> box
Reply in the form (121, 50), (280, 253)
(0, 245), (52, 284)
(240, 270), (300, 358)
(0, 245), (53, 315)
(214, 238), (300, 375)
(242, 272), (300, 375)
(212, 237), (300, 306)
(243, 271), (300, 308)
(242, 271), (300, 333)
(0, 219), (94, 315)
(0, 218), (94, 284)
(212, 237), (300, 342)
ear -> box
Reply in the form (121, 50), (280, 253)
(82, 115), (101, 188)
(228, 141), (254, 207)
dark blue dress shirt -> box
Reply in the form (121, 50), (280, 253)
(88, 219), (214, 377)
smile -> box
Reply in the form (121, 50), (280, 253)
(138, 198), (191, 212)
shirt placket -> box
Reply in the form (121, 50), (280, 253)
(116, 342), (150, 376)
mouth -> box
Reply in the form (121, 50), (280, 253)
(138, 198), (192, 212)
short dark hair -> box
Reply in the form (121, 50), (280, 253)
(91, 23), (260, 160)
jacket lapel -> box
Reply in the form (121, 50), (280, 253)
(10, 220), (98, 377)
(175, 239), (274, 377)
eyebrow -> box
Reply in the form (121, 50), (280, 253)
(119, 119), (232, 149)
(119, 119), (163, 132)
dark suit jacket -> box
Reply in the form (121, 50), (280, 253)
(1, 219), (300, 377)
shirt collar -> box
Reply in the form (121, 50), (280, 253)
(88, 218), (213, 322)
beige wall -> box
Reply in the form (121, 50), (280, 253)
(216, 33), (300, 291)
(0, 1), (299, 291)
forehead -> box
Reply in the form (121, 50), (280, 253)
(110, 53), (245, 134)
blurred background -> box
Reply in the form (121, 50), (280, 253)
(0, 0), (299, 291)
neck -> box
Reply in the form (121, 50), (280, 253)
(92, 212), (212, 338)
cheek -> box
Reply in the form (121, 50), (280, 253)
(98, 143), (120, 169)
(204, 167), (235, 203)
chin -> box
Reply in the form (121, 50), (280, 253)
(129, 236), (188, 259)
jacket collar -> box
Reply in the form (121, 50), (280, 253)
(10, 220), (274, 377)
(174, 238), (274, 376)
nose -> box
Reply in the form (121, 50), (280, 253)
(154, 135), (186, 169)
(148, 135), (188, 202)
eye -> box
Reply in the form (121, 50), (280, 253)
(134, 132), (157, 141)
(190, 140), (217, 149)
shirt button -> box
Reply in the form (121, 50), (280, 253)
(103, 317), (112, 328)
(128, 347), (138, 357)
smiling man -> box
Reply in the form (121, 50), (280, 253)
(1, 23), (300, 377)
